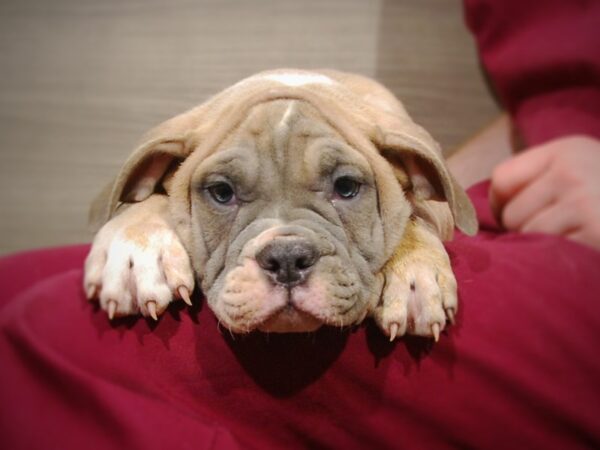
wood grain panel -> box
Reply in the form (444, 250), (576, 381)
(376, 0), (499, 154)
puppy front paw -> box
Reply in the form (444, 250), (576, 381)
(83, 196), (194, 320)
(372, 219), (457, 341)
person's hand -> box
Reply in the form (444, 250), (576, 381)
(490, 135), (600, 251)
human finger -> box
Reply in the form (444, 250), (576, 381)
(567, 229), (600, 252)
(520, 201), (580, 236)
(500, 172), (559, 230)
(490, 146), (553, 217)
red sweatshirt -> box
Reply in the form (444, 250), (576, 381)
(464, 0), (600, 146)
(2, 5), (600, 450)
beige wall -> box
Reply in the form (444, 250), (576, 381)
(0, 0), (498, 255)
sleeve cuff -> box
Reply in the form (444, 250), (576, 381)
(513, 86), (600, 147)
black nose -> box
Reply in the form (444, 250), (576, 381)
(256, 239), (319, 286)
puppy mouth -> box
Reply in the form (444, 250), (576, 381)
(257, 296), (323, 333)
(218, 235), (359, 334)
(222, 264), (360, 334)
(256, 272), (338, 332)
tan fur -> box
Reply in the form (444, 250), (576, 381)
(374, 218), (457, 338)
(84, 195), (195, 318)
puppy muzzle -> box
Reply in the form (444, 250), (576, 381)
(215, 224), (350, 334)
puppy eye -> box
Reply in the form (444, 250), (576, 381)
(207, 182), (236, 205)
(333, 176), (361, 199)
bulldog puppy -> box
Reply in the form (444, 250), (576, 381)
(84, 70), (477, 341)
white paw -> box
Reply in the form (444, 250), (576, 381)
(373, 223), (457, 342)
(83, 198), (195, 320)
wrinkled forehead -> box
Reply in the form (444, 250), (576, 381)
(192, 99), (372, 183)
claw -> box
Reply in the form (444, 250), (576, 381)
(389, 322), (399, 342)
(178, 286), (192, 306)
(86, 285), (98, 300)
(432, 323), (440, 342)
(146, 301), (158, 321)
(446, 308), (455, 325)
(107, 300), (117, 320)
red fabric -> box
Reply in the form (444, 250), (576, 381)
(464, 0), (600, 146)
(1, 183), (600, 449)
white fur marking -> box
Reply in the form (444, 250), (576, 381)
(275, 101), (297, 140)
(280, 101), (296, 128)
(262, 73), (335, 87)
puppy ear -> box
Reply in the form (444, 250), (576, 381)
(377, 129), (478, 236)
(88, 139), (188, 230)
(88, 106), (207, 230)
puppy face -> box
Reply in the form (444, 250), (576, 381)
(187, 99), (409, 333)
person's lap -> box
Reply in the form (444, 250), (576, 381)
(1, 182), (599, 449)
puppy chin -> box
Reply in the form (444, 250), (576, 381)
(258, 306), (322, 333)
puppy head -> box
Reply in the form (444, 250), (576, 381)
(92, 70), (477, 333)
(180, 99), (409, 333)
